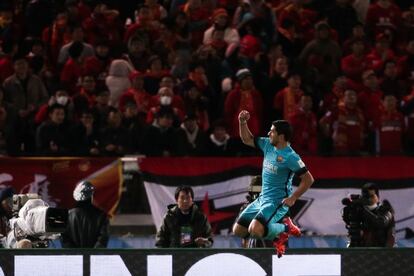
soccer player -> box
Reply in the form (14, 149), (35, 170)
(233, 110), (314, 257)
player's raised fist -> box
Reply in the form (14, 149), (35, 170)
(238, 110), (250, 123)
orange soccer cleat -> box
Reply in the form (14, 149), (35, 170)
(273, 232), (288, 258)
(283, 217), (301, 237)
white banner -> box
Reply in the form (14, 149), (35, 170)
(144, 176), (252, 230)
(144, 178), (414, 236)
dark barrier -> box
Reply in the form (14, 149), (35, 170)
(0, 248), (413, 275)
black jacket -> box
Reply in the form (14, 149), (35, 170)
(155, 204), (213, 248)
(141, 125), (185, 156)
(99, 125), (129, 156)
(35, 120), (72, 156)
(177, 127), (208, 156)
(61, 201), (109, 248)
(70, 123), (100, 156)
(361, 201), (395, 247)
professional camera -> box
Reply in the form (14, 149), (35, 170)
(5, 194), (68, 248)
(341, 193), (370, 247)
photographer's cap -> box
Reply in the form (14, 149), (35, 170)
(73, 181), (95, 202)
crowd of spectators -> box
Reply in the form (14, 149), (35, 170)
(1, 0), (414, 157)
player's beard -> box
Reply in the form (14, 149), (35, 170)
(269, 137), (278, 147)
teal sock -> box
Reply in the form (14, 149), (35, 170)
(264, 222), (286, 240)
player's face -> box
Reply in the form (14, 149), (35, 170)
(177, 191), (193, 212)
(268, 125), (279, 146)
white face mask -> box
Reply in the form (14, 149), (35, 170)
(160, 95), (172, 106)
(56, 96), (69, 106)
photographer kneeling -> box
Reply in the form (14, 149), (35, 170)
(5, 194), (68, 248)
(342, 183), (395, 247)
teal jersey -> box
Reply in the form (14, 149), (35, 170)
(254, 137), (308, 203)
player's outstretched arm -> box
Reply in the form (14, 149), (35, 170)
(239, 110), (255, 147)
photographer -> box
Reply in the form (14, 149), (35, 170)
(61, 181), (109, 248)
(155, 186), (213, 248)
(6, 194), (68, 248)
(342, 182), (395, 247)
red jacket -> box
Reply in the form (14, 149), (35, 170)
(82, 13), (122, 46)
(358, 88), (383, 127)
(274, 87), (304, 120)
(341, 54), (371, 81)
(376, 110), (404, 155)
(366, 48), (396, 72)
(278, 6), (318, 38)
(288, 108), (318, 154)
(225, 87), (263, 137)
(182, 4), (210, 46)
(83, 56), (111, 78)
(34, 103), (49, 125)
(119, 88), (152, 113)
(124, 22), (160, 44)
(0, 56), (13, 84)
(320, 105), (365, 154)
(42, 25), (72, 65)
(366, 3), (402, 36)
(60, 58), (84, 95)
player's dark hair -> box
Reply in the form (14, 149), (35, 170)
(174, 186), (194, 200)
(272, 120), (292, 142)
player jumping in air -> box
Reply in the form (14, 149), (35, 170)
(233, 110), (314, 257)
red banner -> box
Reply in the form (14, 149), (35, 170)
(140, 156), (414, 180)
(0, 158), (122, 216)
